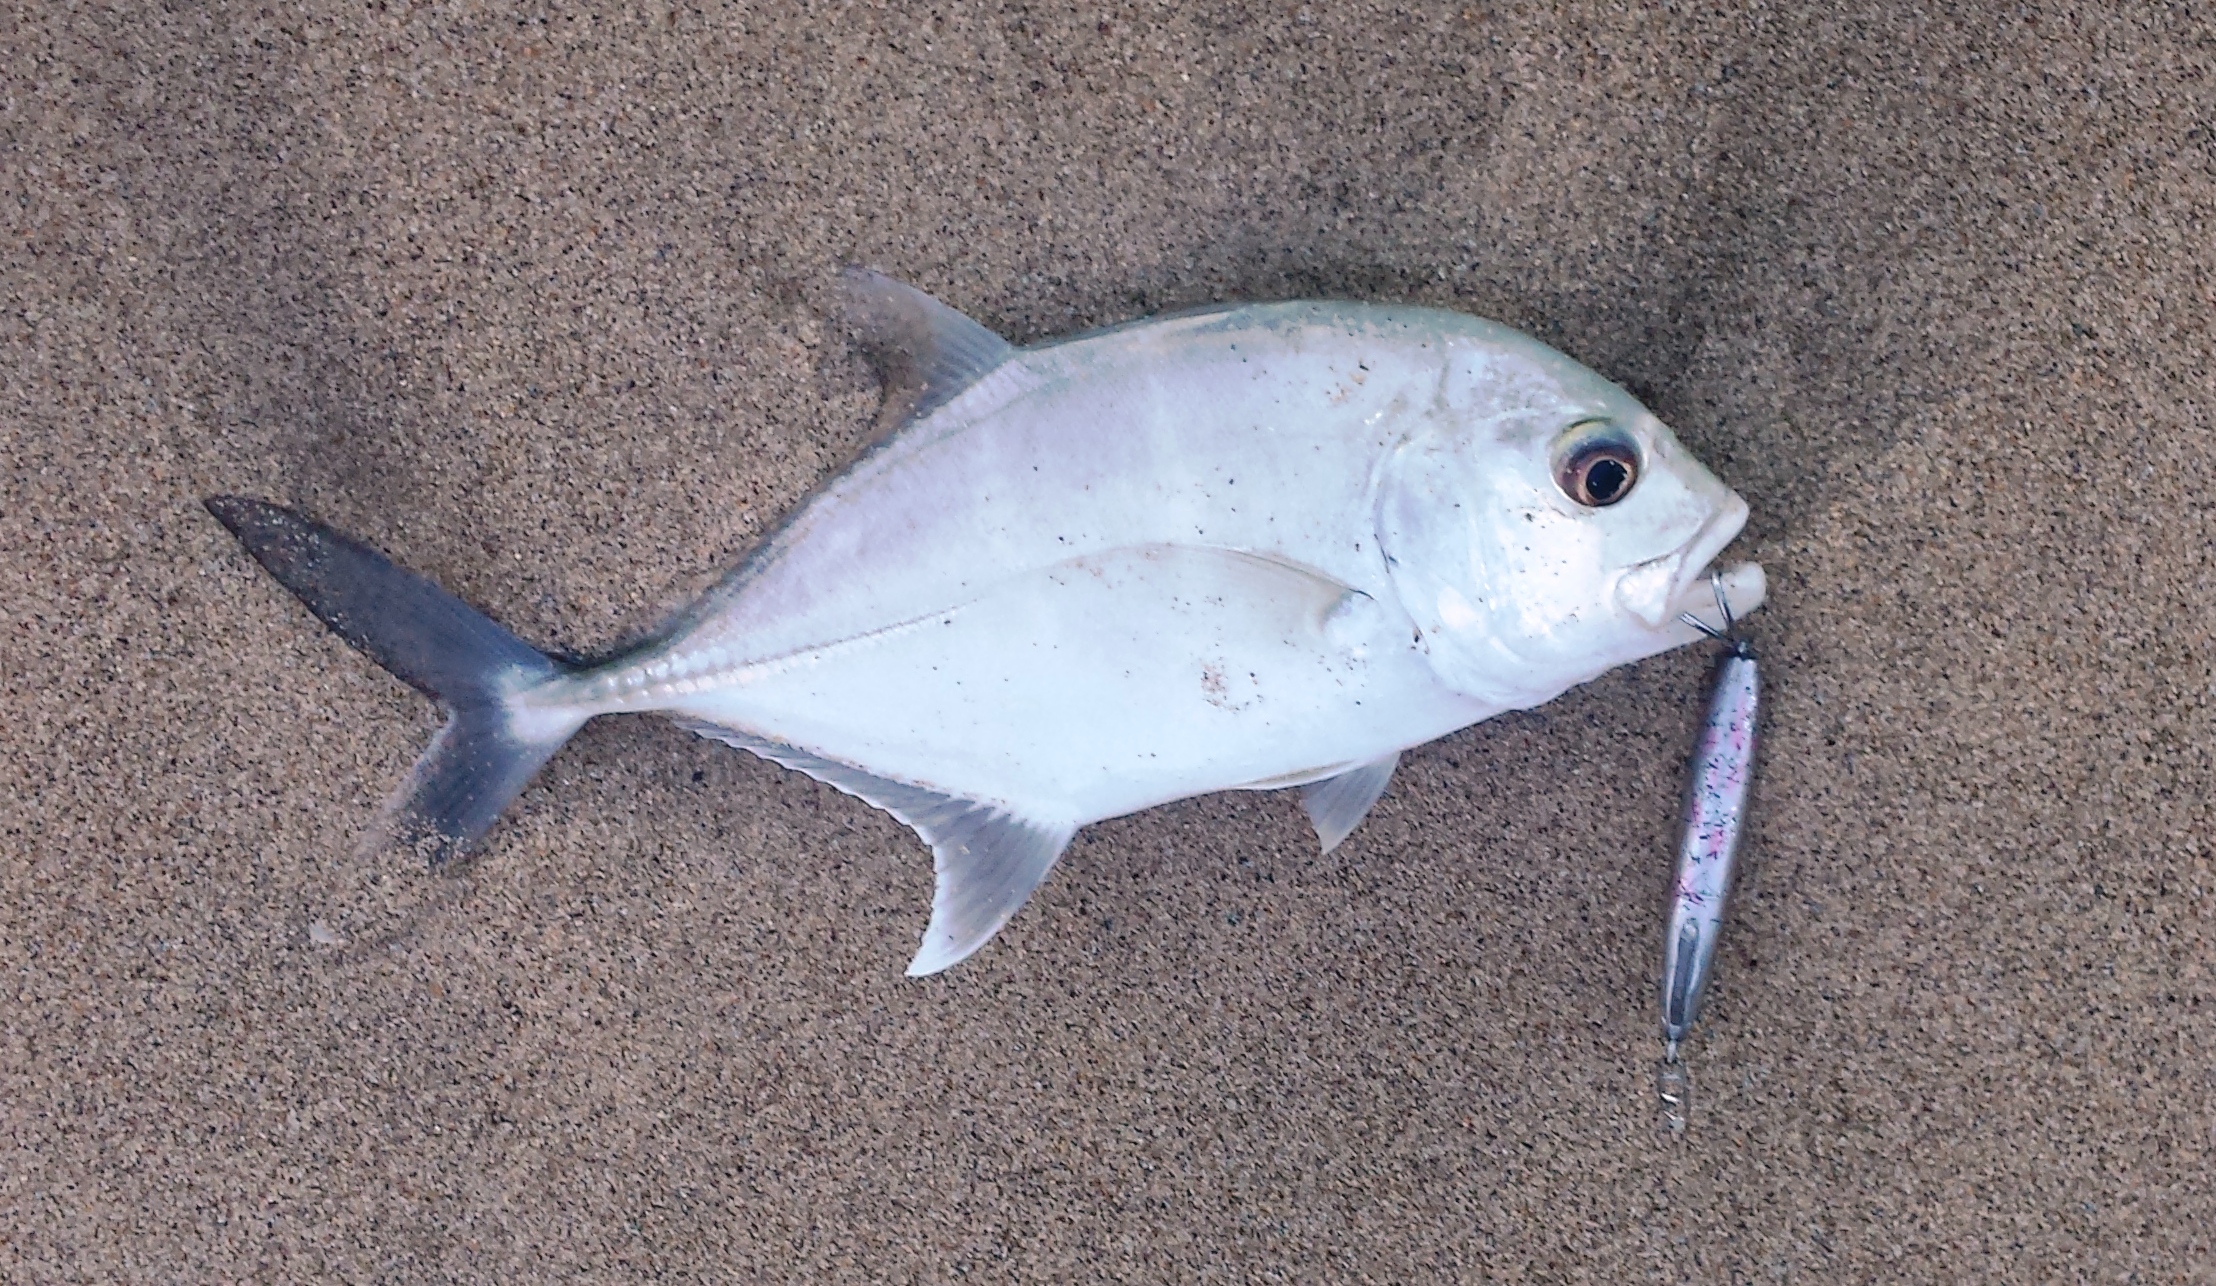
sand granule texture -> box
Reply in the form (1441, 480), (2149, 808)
(4, 3), (2211, 1280)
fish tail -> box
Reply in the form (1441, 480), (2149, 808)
(204, 496), (590, 865)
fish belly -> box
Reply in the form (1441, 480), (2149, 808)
(665, 543), (1491, 825)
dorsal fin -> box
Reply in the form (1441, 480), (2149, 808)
(839, 268), (1017, 438)
(1300, 752), (1400, 854)
(674, 718), (1075, 975)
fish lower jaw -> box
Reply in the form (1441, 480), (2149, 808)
(1672, 561), (1766, 632)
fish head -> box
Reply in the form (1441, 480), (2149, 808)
(1379, 332), (1765, 708)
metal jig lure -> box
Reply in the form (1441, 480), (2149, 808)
(1655, 572), (1760, 1134)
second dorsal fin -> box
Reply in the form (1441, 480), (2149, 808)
(839, 268), (1017, 437)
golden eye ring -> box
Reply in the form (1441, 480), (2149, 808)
(1553, 425), (1641, 508)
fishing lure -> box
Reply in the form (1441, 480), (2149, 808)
(1655, 572), (1759, 1133)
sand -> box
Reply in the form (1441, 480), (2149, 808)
(4, 2), (2212, 1280)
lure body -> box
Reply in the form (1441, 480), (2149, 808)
(1659, 640), (1759, 1048)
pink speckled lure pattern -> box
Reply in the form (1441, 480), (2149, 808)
(1660, 648), (1760, 1046)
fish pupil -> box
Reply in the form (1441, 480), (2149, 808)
(1584, 457), (1629, 503)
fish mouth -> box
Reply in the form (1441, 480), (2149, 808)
(1668, 560), (1767, 638)
(1613, 497), (1763, 632)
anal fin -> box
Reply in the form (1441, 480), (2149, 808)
(675, 718), (1075, 975)
(1300, 752), (1400, 854)
(897, 803), (1074, 978)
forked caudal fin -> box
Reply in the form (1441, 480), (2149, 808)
(204, 497), (587, 865)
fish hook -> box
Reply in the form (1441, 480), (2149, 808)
(1677, 570), (1751, 658)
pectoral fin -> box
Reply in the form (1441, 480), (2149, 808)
(1300, 752), (1400, 854)
(675, 718), (1075, 975)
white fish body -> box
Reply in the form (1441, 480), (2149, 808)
(209, 272), (1765, 976)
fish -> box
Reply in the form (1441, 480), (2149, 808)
(206, 269), (1767, 976)
(1656, 577), (1761, 1133)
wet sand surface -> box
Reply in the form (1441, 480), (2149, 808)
(5, 3), (2212, 1280)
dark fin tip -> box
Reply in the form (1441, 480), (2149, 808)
(206, 495), (580, 865)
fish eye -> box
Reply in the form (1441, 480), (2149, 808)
(1553, 424), (1641, 508)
